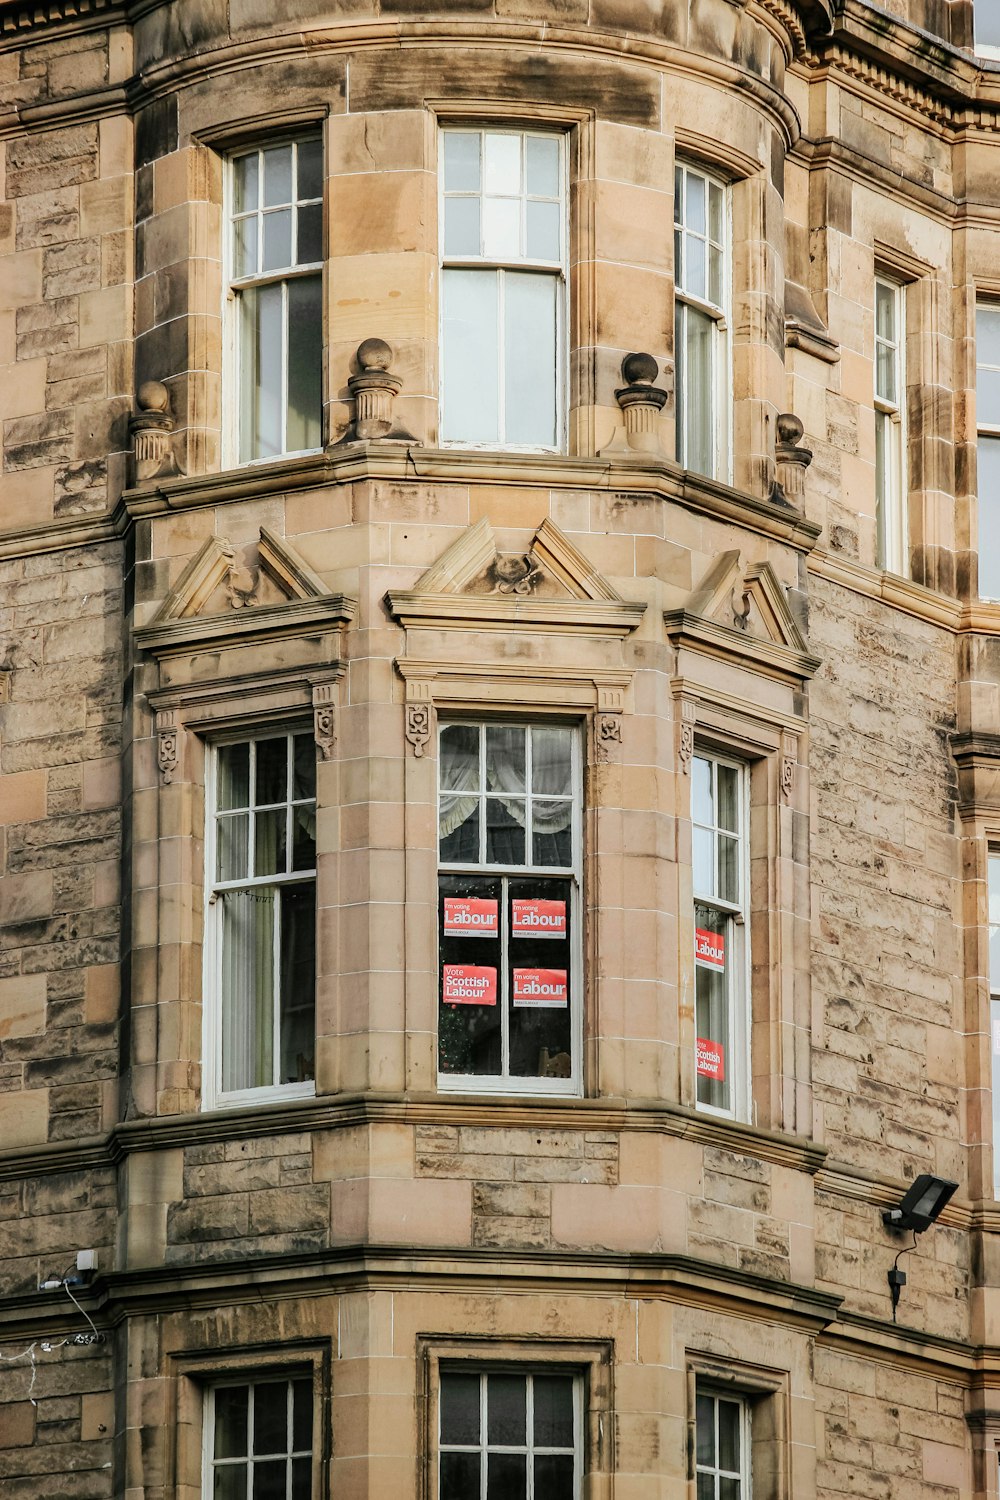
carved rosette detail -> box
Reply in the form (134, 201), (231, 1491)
(313, 684), (337, 761)
(405, 703), (432, 758)
(155, 710), (179, 785)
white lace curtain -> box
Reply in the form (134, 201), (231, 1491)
(440, 736), (573, 840)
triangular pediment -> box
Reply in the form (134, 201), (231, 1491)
(666, 551), (819, 683)
(136, 528), (356, 657)
(387, 519), (644, 637)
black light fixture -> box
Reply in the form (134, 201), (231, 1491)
(882, 1174), (958, 1322)
(882, 1174), (958, 1233)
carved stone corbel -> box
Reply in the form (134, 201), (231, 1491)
(155, 709), (180, 785)
(313, 683), (337, 761)
(677, 699), (697, 774)
(780, 732), (797, 802)
(405, 703), (432, 758)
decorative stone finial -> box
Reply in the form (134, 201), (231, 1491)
(773, 412), (812, 506)
(129, 380), (178, 483)
(599, 352), (671, 458)
(340, 338), (418, 444)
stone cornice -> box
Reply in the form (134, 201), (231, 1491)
(807, 549), (962, 631)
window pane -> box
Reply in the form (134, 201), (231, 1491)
(717, 833), (739, 905)
(876, 280), (896, 342)
(441, 1452), (480, 1500)
(441, 724), (481, 792)
(990, 856), (1000, 992)
(215, 1464), (248, 1500)
(240, 283), (283, 462)
(257, 737), (288, 805)
(719, 1480), (741, 1500)
(486, 725), (526, 793)
(442, 270), (500, 444)
(532, 727), (572, 796)
(441, 1373), (482, 1444)
(486, 1452), (526, 1500)
(292, 804), (316, 873)
(708, 244), (723, 309)
(526, 135), (560, 197)
(215, 1387), (250, 1458)
(716, 765), (739, 833)
(695, 904), (731, 1112)
(696, 1392), (715, 1466)
(686, 232), (707, 301)
(286, 275), (323, 452)
(527, 199), (560, 261)
(235, 153), (259, 214)
(253, 1382), (288, 1455)
(218, 814), (250, 882)
(444, 132), (481, 192)
(219, 743), (251, 811)
(682, 304), (714, 477)
(533, 1375), (574, 1447)
(255, 809), (288, 877)
(438, 876), (503, 1075)
(877, 341), (897, 405)
(297, 203), (322, 266)
(978, 367), (1000, 429)
(235, 216), (257, 278)
(535, 1456), (574, 1500)
(297, 138), (323, 201)
(979, 305), (1000, 368)
(483, 132), (521, 195)
(692, 755), (713, 824)
(291, 1459), (311, 1500)
(440, 796), (480, 863)
(532, 802), (572, 868)
(253, 1461), (288, 1500)
(509, 877), (572, 1078)
(483, 197), (520, 260)
(293, 734), (317, 802)
(692, 826), (714, 898)
(487, 1373), (525, 1444)
(280, 885), (316, 1084)
(696, 1475), (714, 1500)
(263, 145), (293, 206)
(504, 272), (558, 447)
(979, 436), (1000, 599)
(718, 1399), (741, 1473)
(292, 1380), (312, 1452)
(445, 197), (481, 258)
(263, 209), (293, 273)
(686, 172), (706, 235)
(221, 889), (275, 1092)
(992, 991), (1000, 1198)
(486, 796), (526, 865)
(709, 181), (724, 243)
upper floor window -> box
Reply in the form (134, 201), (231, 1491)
(692, 751), (749, 1120)
(440, 128), (566, 451)
(674, 162), (729, 481)
(206, 1376), (313, 1500)
(696, 1386), (750, 1500)
(977, 302), (1000, 599)
(874, 277), (907, 574)
(437, 722), (580, 1093)
(228, 139), (323, 465)
(206, 731), (316, 1106)
(990, 853), (1000, 1200)
(439, 1368), (581, 1500)
(975, 3), (1000, 56)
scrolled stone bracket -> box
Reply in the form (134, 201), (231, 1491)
(130, 380), (180, 484)
(313, 683), (337, 761)
(402, 678), (434, 758)
(155, 709), (180, 785)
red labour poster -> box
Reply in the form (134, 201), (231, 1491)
(442, 965), (498, 1005)
(695, 928), (725, 969)
(511, 898), (567, 939)
(696, 1037), (725, 1080)
(512, 968), (568, 1007)
(443, 897), (499, 938)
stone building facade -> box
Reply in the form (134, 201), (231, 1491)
(2, 0), (1000, 1496)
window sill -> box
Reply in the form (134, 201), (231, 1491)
(202, 1080), (316, 1113)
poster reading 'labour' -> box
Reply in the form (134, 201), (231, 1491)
(512, 968), (568, 1008)
(695, 928), (725, 970)
(511, 898), (566, 939)
(442, 965), (498, 1005)
(443, 897), (499, 938)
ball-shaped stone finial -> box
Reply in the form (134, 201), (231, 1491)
(621, 352), (659, 385)
(137, 379), (170, 414)
(357, 338), (393, 372)
(776, 412), (804, 446)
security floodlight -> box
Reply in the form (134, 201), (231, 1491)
(882, 1174), (958, 1233)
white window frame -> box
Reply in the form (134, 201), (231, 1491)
(203, 1376), (314, 1500)
(223, 137), (324, 468)
(977, 299), (1000, 600)
(438, 127), (568, 453)
(674, 160), (731, 483)
(696, 1385), (752, 1500)
(203, 729), (317, 1111)
(874, 276), (908, 575)
(438, 1366), (583, 1500)
(436, 720), (583, 1097)
(691, 750), (751, 1122)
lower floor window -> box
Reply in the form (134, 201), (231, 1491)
(439, 1368), (580, 1500)
(696, 1387), (749, 1500)
(207, 1377), (313, 1500)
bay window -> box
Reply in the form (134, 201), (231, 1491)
(437, 722), (580, 1092)
(978, 301), (1000, 599)
(691, 751), (749, 1119)
(440, 128), (566, 450)
(674, 162), (729, 480)
(874, 276), (907, 575)
(206, 731), (316, 1105)
(228, 138), (323, 464)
